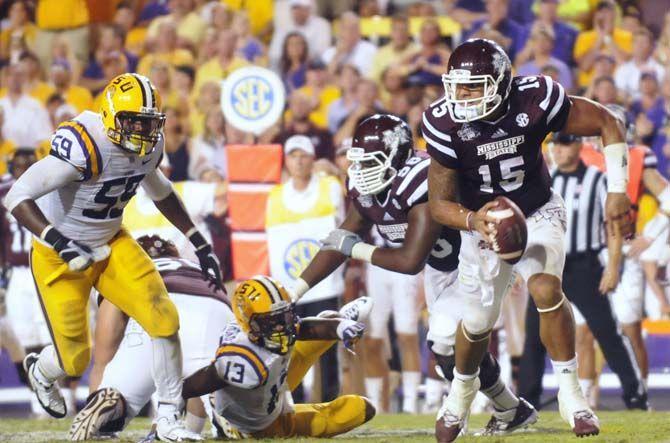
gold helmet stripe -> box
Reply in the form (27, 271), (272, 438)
(254, 275), (282, 304)
(131, 73), (153, 109)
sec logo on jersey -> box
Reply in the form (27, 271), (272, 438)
(283, 239), (320, 279)
(222, 67), (286, 136)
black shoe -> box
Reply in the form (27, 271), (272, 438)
(482, 397), (538, 435)
(624, 391), (649, 410)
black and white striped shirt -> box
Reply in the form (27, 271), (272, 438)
(552, 162), (608, 256)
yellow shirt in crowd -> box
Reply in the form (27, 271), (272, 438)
(293, 85), (341, 129)
(0, 139), (16, 176)
(220, 0), (274, 38)
(573, 28), (632, 87)
(36, 0), (89, 29)
(147, 13), (207, 46)
(193, 56), (249, 96)
(370, 43), (418, 82)
(137, 50), (195, 77)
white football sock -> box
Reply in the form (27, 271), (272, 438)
(552, 357), (586, 403)
(481, 377), (519, 411)
(364, 377), (383, 411)
(424, 377), (445, 409)
(445, 369), (480, 418)
(185, 412), (206, 434)
(152, 334), (184, 412)
(35, 345), (66, 384)
(401, 371), (421, 414)
(578, 378), (594, 398)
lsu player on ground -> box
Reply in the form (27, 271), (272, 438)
(68, 236), (233, 441)
(180, 276), (375, 439)
(293, 114), (537, 434)
(3, 73), (223, 441)
(423, 38), (633, 440)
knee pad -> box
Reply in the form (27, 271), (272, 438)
(478, 352), (501, 391)
(64, 344), (91, 377)
(462, 305), (500, 337)
(433, 352), (455, 383)
(141, 298), (180, 338)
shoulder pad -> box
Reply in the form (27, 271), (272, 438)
(422, 100), (459, 168)
(50, 120), (103, 181)
(512, 75), (570, 132)
(393, 155), (430, 207)
(214, 343), (269, 389)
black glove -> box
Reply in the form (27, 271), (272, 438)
(189, 230), (223, 290)
(43, 226), (94, 272)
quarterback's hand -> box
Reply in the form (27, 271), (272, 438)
(189, 230), (224, 290)
(337, 319), (366, 354)
(43, 226), (95, 272)
(605, 193), (633, 238)
(472, 201), (501, 239)
(321, 229), (362, 256)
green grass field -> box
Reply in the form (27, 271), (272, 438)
(2, 411), (670, 442)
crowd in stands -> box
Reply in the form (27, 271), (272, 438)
(1, 0), (670, 413)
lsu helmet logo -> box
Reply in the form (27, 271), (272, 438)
(222, 67), (286, 136)
(283, 239), (320, 279)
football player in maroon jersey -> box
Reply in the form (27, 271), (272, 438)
(294, 114), (538, 434)
(423, 38), (632, 440)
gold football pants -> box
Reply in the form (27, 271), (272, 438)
(30, 230), (178, 376)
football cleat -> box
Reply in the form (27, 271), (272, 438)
(558, 387), (600, 437)
(155, 410), (204, 442)
(624, 391), (649, 411)
(24, 352), (66, 418)
(435, 376), (480, 442)
(69, 387), (126, 441)
(572, 410), (600, 437)
(338, 296), (374, 323)
(480, 397), (538, 436)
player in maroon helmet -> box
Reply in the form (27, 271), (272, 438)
(293, 114), (538, 433)
(423, 38), (633, 440)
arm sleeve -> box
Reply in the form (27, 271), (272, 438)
(141, 167), (174, 201)
(4, 155), (81, 212)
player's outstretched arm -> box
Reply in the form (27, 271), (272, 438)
(297, 317), (365, 352)
(294, 206), (371, 300)
(143, 168), (223, 289)
(182, 363), (226, 399)
(562, 96), (632, 234)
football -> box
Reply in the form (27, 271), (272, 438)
(487, 196), (528, 264)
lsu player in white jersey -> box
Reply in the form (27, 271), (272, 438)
(180, 277), (376, 439)
(3, 73), (222, 441)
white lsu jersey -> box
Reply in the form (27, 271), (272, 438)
(211, 322), (292, 433)
(39, 111), (164, 247)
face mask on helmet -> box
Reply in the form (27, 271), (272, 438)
(442, 69), (504, 123)
(113, 111), (166, 156)
(248, 303), (297, 355)
(346, 147), (396, 195)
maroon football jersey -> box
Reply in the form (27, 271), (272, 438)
(422, 75), (571, 216)
(153, 257), (229, 306)
(348, 152), (460, 272)
(0, 176), (31, 267)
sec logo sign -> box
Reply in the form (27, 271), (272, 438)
(283, 238), (320, 279)
(222, 67), (286, 135)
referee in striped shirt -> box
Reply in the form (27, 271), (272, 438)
(518, 133), (647, 410)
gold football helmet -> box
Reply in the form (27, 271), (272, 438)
(232, 276), (297, 355)
(99, 73), (166, 156)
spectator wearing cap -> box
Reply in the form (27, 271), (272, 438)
(0, 1), (37, 62)
(274, 90), (334, 160)
(81, 24), (137, 94)
(614, 28), (665, 102)
(397, 18), (451, 87)
(465, 0), (526, 61)
(574, 0), (633, 88)
(0, 63), (52, 148)
(516, 23), (573, 91)
(519, 132), (645, 410)
(33, 0), (90, 68)
(48, 59), (92, 113)
(193, 30), (248, 99)
(265, 133), (345, 403)
(370, 14), (418, 83)
(269, 0), (332, 68)
(518, 0), (577, 67)
(137, 20), (194, 77)
(278, 31), (309, 93)
(295, 60), (341, 130)
(146, 0), (207, 48)
(322, 11), (378, 78)
(327, 65), (361, 134)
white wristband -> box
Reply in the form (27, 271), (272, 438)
(658, 186), (670, 214)
(351, 242), (377, 262)
(291, 278), (310, 300)
(603, 142), (629, 193)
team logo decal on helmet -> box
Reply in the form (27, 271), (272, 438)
(347, 114), (414, 196)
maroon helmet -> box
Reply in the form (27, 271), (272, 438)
(442, 38), (512, 122)
(347, 114), (413, 195)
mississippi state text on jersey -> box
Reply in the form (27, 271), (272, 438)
(348, 151), (460, 272)
(422, 75), (571, 216)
